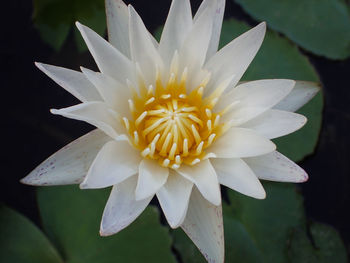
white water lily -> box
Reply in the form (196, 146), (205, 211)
(21, 0), (319, 262)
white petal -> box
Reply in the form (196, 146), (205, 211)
(204, 22), (266, 94)
(80, 67), (131, 117)
(275, 81), (320, 112)
(244, 151), (308, 183)
(179, 2), (214, 85)
(76, 22), (135, 84)
(211, 158), (266, 199)
(194, 0), (225, 60)
(35, 62), (102, 102)
(156, 170), (193, 228)
(219, 79), (295, 125)
(181, 187), (224, 263)
(100, 175), (152, 236)
(80, 140), (141, 189)
(177, 159), (221, 206)
(159, 0), (192, 67)
(208, 128), (276, 158)
(135, 159), (169, 200)
(241, 109), (307, 139)
(21, 130), (109, 186)
(51, 102), (126, 140)
(105, 0), (131, 58)
(128, 6), (163, 85)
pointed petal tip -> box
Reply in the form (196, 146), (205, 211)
(19, 176), (29, 185)
(35, 62), (48, 73)
(256, 21), (267, 34)
(169, 222), (181, 229)
(75, 21), (82, 28)
(99, 228), (114, 237)
(301, 115), (308, 126)
(127, 3), (135, 13)
(50, 108), (59, 114)
(255, 188), (266, 199)
(299, 171), (309, 183)
(99, 223), (124, 237)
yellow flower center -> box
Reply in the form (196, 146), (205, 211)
(122, 65), (230, 169)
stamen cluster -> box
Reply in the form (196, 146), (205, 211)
(122, 66), (227, 169)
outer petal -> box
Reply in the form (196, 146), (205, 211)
(76, 22), (135, 84)
(105, 0), (131, 58)
(135, 159), (169, 200)
(275, 81), (320, 112)
(194, 0), (225, 60)
(100, 175), (152, 236)
(241, 109), (307, 139)
(21, 130), (109, 185)
(35, 63), (102, 102)
(128, 6), (163, 85)
(211, 158), (266, 199)
(156, 170), (193, 228)
(208, 128), (276, 158)
(204, 22), (266, 94)
(80, 67), (131, 117)
(159, 0), (192, 67)
(218, 79), (295, 125)
(244, 151), (308, 183)
(80, 140), (141, 189)
(177, 159), (221, 206)
(51, 102), (126, 140)
(181, 187), (224, 263)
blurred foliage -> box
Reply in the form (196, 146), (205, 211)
(36, 186), (177, 263)
(33, 0), (106, 52)
(172, 184), (348, 263)
(234, 0), (350, 60)
(0, 206), (63, 263)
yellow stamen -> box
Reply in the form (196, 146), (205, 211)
(125, 67), (228, 168)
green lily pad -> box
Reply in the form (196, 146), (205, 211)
(173, 183), (347, 263)
(172, 215), (263, 263)
(173, 183), (305, 263)
(220, 19), (323, 162)
(225, 183), (305, 263)
(37, 186), (177, 263)
(234, 0), (350, 60)
(33, 0), (106, 52)
(0, 205), (63, 263)
(288, 222), (348, 263)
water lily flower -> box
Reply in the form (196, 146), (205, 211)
(21, 0), (319, 262)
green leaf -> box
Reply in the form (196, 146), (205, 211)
(225, 183), (306, 263)
(172, 183), (305, 263)
(288, 223), (348, 263)
(234, 0), (350, 60)
(0, 205), (63, 263)
(33, 0), (106, 52)
(37, 186), (177, 263)
(220, 19), (323, 162)
(172, 216), (263, 263)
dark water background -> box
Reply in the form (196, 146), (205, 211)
(1, 0), (349, 256)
